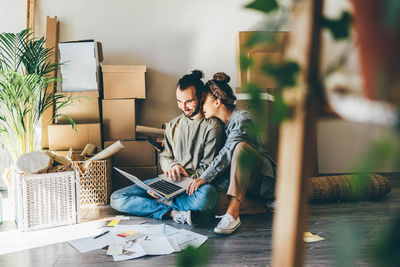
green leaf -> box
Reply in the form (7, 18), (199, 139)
(176, 245), (210, 267)
(239, 53), (253, 71)
(271, 91), (291, 125)
(262, 60), (300, 88)
(320, 11), (352, 40)
(384, 0), (400, 31)
(245, 0), (279, 14)
(245, 31), (278, 49)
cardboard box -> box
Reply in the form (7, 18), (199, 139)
(105, 140), (156, 167)
(102, 99), (136, 141)
(58, 40), (103, 92)
(55, 91), (100, 123)
(112, 166), (158, 191)
(48, 123), (102, 150)
(102, 65), (146, 99)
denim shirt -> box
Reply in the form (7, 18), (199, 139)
(200, 107), (277, 196)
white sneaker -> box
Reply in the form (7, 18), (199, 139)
(172, 210), (194, 226)
(214, 214), (241, 234)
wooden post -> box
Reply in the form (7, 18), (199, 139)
(41, 16), (59, 149)
(26, 0), (35, 31)
(271, 0), (323, 266)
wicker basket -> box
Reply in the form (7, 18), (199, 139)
(71, 159), (111, 206)
(15, 170), (80, 232)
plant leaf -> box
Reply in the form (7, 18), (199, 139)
(245, 0), (279, 14)
(320, 11), (352, 40)
(262, 60), (300, 88)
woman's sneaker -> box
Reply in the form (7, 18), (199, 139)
(214, 214), (241, 234)
(172, 210), (194, 226)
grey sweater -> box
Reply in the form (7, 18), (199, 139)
(159, 113), (224, 178)
(200, 107), (276, 197)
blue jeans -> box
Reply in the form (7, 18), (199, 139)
(110, 178), (218, 220)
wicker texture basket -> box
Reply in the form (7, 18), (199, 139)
(15, 170), (80, 231)
(310, 174), (391, 202)
(72, 159), (111, 206)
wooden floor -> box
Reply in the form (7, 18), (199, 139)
(0, 187), (399, 266)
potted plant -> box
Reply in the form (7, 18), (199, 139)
(0, 29), (75, 163)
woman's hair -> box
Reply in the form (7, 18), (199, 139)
(177, 70), (205, 101)
(205, 72), (236, 110)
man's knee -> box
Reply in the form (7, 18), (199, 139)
(110, 190), (125, 211)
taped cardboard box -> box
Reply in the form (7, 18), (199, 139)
(102, 65), (146, 99)
(112, 166), (158, 191)
(56, 90), (100, 123)
(102, 99), (136, 141)
(104, 140), (156, 167)
(48, 123), (102, 150)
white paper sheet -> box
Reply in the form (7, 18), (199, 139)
(68, 231), (123, 253)
(138, 236), (175, 255)
(59, 41), (98, 91)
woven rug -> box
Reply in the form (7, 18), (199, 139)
(310, 174), (391, 202)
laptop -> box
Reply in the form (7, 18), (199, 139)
(114, 167), (192, 200)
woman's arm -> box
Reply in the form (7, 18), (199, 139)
(200, 119), (251, 183)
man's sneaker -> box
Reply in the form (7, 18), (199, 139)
(214, 214), (241, 234)
(172, 210), (194, 226)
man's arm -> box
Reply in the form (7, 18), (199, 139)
(158, 122), (178, 171)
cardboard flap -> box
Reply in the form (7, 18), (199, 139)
(101, 65), (146, 73)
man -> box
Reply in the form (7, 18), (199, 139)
(111, 70), (223, 225)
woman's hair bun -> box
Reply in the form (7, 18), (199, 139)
(191, 70), (204, 80)
(213, 72), (230, 83)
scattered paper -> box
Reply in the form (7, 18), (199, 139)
(304, 232), (325, 243)
(107, 244), (124, 256)
(107, 220), (120, 227)
(100, 216), (130, 221)
(124, 232), (146, 241)
(68, 223), (208, 262)
(138, 236), (175, 255)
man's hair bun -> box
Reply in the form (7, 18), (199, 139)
(191, 70), (204, 80)
(213, 72), (230, 83)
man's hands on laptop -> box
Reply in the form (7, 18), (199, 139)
(166, 165), (188, 181)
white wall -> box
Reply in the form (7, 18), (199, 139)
(32, 0), (266, 127)
(1, 0), (398, 174)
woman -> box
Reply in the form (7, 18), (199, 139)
(186, 72), (276, 234)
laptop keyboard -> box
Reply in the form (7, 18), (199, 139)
(150, 180), (182, 195)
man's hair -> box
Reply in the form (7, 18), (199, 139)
(177, 70), (205, 101)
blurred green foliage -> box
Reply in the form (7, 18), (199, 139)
(175, 244), (210, 267)
(384, 0), (400, 31)
(320, 11), (352, 40)
(245, 31), (278, 49)
(262, 60), (300, 88)
(245, 0), (278, 14)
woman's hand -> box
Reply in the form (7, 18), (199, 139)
(186, 178), (206, 196)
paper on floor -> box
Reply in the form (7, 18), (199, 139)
(304, 232), (325, 243)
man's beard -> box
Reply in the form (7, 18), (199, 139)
(185, 103), (201, 119)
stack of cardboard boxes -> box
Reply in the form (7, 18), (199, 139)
(47, 41), (103, 155)
(101, 65), (159, 191)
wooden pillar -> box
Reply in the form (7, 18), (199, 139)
(271, 0), (323, 266)
(26, 0), (35, 31)
(41, 16), (59, 149)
